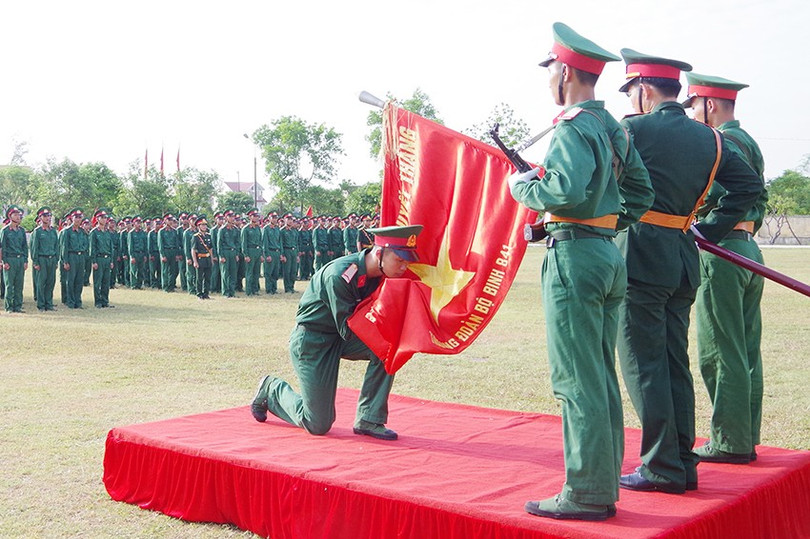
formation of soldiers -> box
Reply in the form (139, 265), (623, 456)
(0, 205), (378, 312)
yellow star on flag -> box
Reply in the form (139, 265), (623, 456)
(408, 231), (476, 323)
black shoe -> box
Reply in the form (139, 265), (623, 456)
(694, 441), (752, 464)
(251, 375), (271, 422)
(619, 471), (685, 494)
(524, 495), (614, 521)
(353, 420), (398, 440)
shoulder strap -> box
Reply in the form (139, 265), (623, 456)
(579, 109), (631, 183)
(684, 128), (723, 231)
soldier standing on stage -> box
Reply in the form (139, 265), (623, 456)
(89, 209), (115, 308)
(508, 23), (654, 521)
(312, 216), (330, 271)
(242, 208), (263, 295)
(343, 214), (359, 254)
(30, 207), (58, 312)
(262, 211), (281, 294)
(280, 213), (299, 293)
(615, 50), (763, 496)
(127, 216), (148, 289)
(191, 216), (214, 300)
(61, 208), (89, 309)
(684, 73), (768, 465)
(251, 224), (423, 440)
(218, 209), (241, 298)
(1, 205), (29, 313)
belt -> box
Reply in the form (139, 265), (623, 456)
(97, 254), (111, 258)
(724, 230), (753, 241)
(546, 228), (610, 248)
(734, 221), (755, 234)
(544, 212), (618, 229)
(266, 249), (280, 252)
(5, 254), (24, 258)
(69, 251), (85, 255)
(248, 245), (261, 249)
(39, 255), (56, 258)
(639, 210), (692, 232)
(197, 253), (210, 258)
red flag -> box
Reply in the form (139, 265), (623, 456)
(306, 205), (314, 218)
(144, 149), (148, 180)
(160, 147), (164, 176)
(176, 147), (180, 172)
(348, 105), (539, 374)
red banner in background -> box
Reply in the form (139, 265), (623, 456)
(348, 105), (539, 374)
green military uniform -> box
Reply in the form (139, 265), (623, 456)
(280, 219), (299, 293)
(29, 208), (59, 311)
(183, 223), (198, 295)
(343, 223), (359, 254)
(615, 51), (764, 492)
(1, 206), (29, 312)
(82, 221), (92, 286)
(118, 221), (131, 287)
(312, 219), (330, 270)
(192, 217), (214, 299)
(510, 24), (655, 518)
(158, 216), (180, 291)
(177, 215), (189, 291)
(147, 221), (162, 288)
(298, 222), (314, 280)
(251, 225), (422, 438)
(241, 210), (263, 295)
(684, 74), (768, 460)
(127, 218), (148, 289)
(89, 211), (114, 308)
(262, 214), (281, 294)
(328, 220), (344, 260)
(235, 217), (246, 292)
(61, 210), (89, 309)
(217, 215), (241, 297)
(513, 24), (660, 521)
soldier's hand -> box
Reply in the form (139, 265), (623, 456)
(92, 263), (99, 270)
(281, 255), (287, 263)
(220, 257), (226, 263)
(109, 262), (114, 269)
(236, 255), (240, 262)
(63, 263), (70, 271)
(507, 167), (542, 192)
(245, 256), (251, 263)
(161, 256), (167, 262)
(130, 257), (136, 264)
(34, 264), (41, 271)
(260, 256), (265, 262)
(193, 262), (199, 269)
(23, 262), (28, 270)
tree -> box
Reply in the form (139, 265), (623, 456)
(0, 164), (38, 209)
(217, 191), (254, 215)
(251, 116), (343, 213)
(766, 169), (810, 215)
(365, 88), (443, 159)
(463, 102), (531, 148)
(115, 162), (172, 218)
(346, 181), (381, 216)
(172, 168), (221, 216)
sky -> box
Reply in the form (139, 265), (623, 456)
(2, 0), (809, 199)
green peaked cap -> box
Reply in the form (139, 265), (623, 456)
(539, 22), (620, 75)
(683, 72), (748, 107)
(619, 48), (692, 92)
(366, 224), (423, 262)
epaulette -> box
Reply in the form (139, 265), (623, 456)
(622, 112), (645, 119)
(341, 263), (358, 283)
(556, 107), (583, 123)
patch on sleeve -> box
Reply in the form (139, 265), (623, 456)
(341, 263), (358, 283)
(357, 275), (367, 287)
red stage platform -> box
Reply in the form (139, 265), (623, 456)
(104, 389), (810, 539)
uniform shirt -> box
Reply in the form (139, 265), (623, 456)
(29, 226), (58, 259)
(0, 224), (29, 258)
(61, 227), (89, 258)
(296, 250), (380, 339)
(262, 225), (281, 254)
(343, 226), (359, 253)
(241, 225), (262, 253)
(89, 226), (113, 258)
(183, 228), (196, 259)
(147, 229), (160, 254)
(312, 226), (329, 251)
(618, 101), (763, 288)
(217, 225), (241, 253)
(298, 228), (313, 251)
(193, 232), (214, 268)
(281, 227), (299, 250)
(328, 226), (344, 252)
(127, 229), (148, 256)
(511, 100), (654, 234)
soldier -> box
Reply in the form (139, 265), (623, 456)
(507, 23), (654, 521)
(108, 217), (119, 289)
(328, 216), (345, 260)
(615, 50), (763, 495)
(158, 213), (181, 291)
(343, 213), (359, 254)
(81, 218), (92, 286)
(147, 217), (163, 288)
(118, 217), (132, 287)
(1, 205), (29, 313)
(30, 207), (59, 311)
(184, 214), (198, 296)
(89, 209), (115, 308)
(127, 216), (148, 289)
(262, 211), (282, 294)
(357, 215), (374, 251)
(191, 216), (214, 300)
(251, 224), (423, 440)
(312, 216), (330, 271)
(176, 212), (189, 291)
(209, 212), (223, 294)
(684, 73), (768, 465)
(217, 209), (241, 298)
(241, 208), (263, 295)
(298, 217), (314, 280)
(61, 208), (89, 309)
(279, 213), (299, 293)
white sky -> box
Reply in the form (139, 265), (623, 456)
(2, 0), (808, 197)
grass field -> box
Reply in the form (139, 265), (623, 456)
(1, 246), (808, 537)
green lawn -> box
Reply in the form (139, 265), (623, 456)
(1, 246), (808, 537)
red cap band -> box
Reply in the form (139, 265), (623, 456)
(687, 85), (739, 101)
(373, 234), (418, 251)
(626, 63), (682, 80)
(552, 42), (607, 75)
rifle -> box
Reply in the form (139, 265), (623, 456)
(489, 123), (547, 242)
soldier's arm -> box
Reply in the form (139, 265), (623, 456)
(616, 132), (654, 231)
(324, 271), (361, 340)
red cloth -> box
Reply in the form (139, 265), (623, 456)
(348, 105), (539, 373)
(104, 389), (810, 539)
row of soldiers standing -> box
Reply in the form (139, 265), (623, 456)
(0, 206), (378, 311)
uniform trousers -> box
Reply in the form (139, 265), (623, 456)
(65, 253), (86, 308)
(35, 256), (57, 310)
(2, 256), (26, 312)
(93, 257), (112, 307)
(542, 236), (625, 506)
(264, 251), (280, 294)
(265, 324), (394, 435)
(696, 238), (763, 454)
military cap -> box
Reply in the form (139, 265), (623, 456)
(538, 22), (620, 75)
(247, 207), (259, 217)
(214, 212), (224, 219)
(682, 72), (749, 107)
(132, 215), (142, 222)
(66, 207), (84, 220)
(5, 205), (23, 219)
(266, 210), (278, 217)
(367, 224), (424, 262)
(619, 48), (692, 93)
(36, 206), (52, 218)
(223, 209), (235, 217)
(163, 212), (175, 221)
(81, 218), (90, 225)
(178, 212), (189, 219)
(195, 215), (208, 226)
